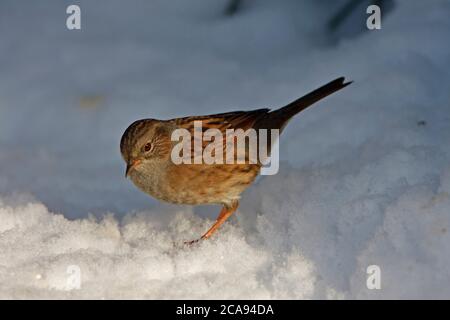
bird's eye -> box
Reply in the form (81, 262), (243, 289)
(144, 142), (152, 152)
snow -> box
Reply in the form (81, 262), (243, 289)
(0, 0), (450, 299)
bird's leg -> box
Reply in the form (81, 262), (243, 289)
(184, 201), (239, 245)
(202, 201), (239, 240)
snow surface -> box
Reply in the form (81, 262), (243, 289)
(0, 0), (450, 299)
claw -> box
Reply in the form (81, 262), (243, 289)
(184, 238), (201, 246)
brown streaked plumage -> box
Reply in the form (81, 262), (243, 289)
(120, 77), (352, 243)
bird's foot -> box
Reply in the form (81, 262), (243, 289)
(183, 239), (200, 246)
(183, 235), (207, 246)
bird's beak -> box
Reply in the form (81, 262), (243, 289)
(125, 159), (142, 178)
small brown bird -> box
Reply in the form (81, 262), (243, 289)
(120, 77), (351, 243)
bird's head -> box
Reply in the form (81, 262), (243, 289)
(120, 119), (172, 178)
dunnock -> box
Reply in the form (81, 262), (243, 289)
(120, 77), (351, 243)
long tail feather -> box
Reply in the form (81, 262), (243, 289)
(262, 77), (352, 131)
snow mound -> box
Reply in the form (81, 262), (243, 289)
(0, 197), (315, 299)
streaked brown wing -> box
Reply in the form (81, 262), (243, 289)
(169, 109), (270, 164)
(171, 108), (270, 132)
